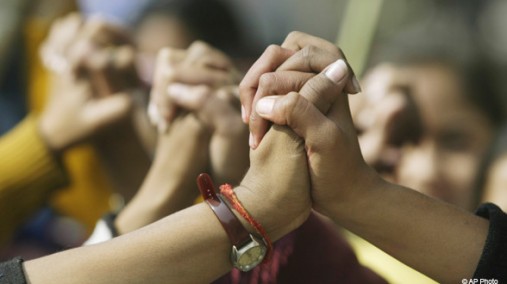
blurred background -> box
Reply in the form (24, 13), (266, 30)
(3, 0), (507, 133)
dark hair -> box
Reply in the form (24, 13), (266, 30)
(136, 0), (250, 57)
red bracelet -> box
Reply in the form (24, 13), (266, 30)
(220, 183), (273, 262)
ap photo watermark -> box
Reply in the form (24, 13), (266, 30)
(462, 279), (499, 284)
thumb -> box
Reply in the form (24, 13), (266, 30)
(298, 59), (355, 115)
(83, 93), (133, 129)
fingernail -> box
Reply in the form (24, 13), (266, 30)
(351, 76), (362, 93)
(167, 83), (189, 99)
(256, 97), (276, 116)
(249, 133), (257, 149)
(325, 59), (348, 84)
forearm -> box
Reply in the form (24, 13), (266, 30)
(25, 203), (232, 284)
(114, 164), (199, 234)
(25, 183), (290, 284)
(115, 117), (209, 234)
(210, 130), (249, 186)
(93, 119), (151, 202)
(330, 176), (488, 283)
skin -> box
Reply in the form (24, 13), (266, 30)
(24, 107), (311, 284)
(118, 43), (248, 233)
(242, 32), (490, 283)
(40, 14), (152, 201)
(20, 31), (491, 284)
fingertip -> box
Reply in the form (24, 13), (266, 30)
(241, 105), (248, 123)
(249, 132), (257, 149)
(349, 76), (362, 94)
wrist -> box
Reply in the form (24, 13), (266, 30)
(319, 167), (386, 223)
(38, 115), (66, 155)
(233, 185), (306, 241)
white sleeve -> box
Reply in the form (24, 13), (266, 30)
(83, 219), (114, 246)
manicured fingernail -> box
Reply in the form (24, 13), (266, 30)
(351, 76), (362, 93)
(256, 97), (276, 116)
(249, 133), (257, 149)
(167, 83), (189, 99)
(325, 59), (348, 84)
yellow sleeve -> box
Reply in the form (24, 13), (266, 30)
(344, 231), (438, 284)
(0, 115), (68, 246)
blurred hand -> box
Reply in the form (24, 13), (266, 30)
(39, 75), (132, 153)
(39, 14), (145, 153)
(350, 64), (422, 177)
(148, 41), (240, 133)
(151, 42), (248, 185)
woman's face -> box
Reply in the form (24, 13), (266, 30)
(362, 63), (495, 210)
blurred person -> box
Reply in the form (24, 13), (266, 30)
(3, 29), (505, 284)
(134, 0), (254, 85)
(357, 25), (505, 211)
(0, 14), (149, 258)
(2, 1), (124, 252)
(347, 26), (504, 283)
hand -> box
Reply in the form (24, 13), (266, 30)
(41, 13), (139, 97)
(166, 84), (248, 185)
(40, 15), (144, 153)
(351, 63), (422, 176)
(239, 31), (362, 148)
(39, 75), (132, 153)
(235, 124), (312, 240)
(148, 41), (240, 133)
(41, 13), (132, 75)
(251, 57), (373, 218)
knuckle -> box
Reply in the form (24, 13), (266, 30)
(300, 45), (316, 69)
(284, 92), (305, 123)
(286, 31), (304, 42)
(157, 48), (171, 62)
(301, 45), (316, 59)
(258, 72), (277, 90)
(238, 80), (249, 94)
(265, 44), (279, 52)
(265, 44), (282, 57)
(189, 40), (210, 53)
